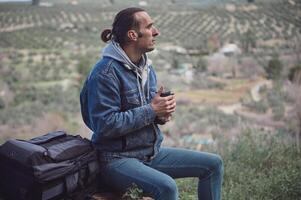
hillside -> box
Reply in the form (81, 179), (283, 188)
(0, 0), (300, 49)
(0, 0), (301, 199)
(0, 0), (300, 143)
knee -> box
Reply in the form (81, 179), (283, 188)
(156, 177), (178, 199)
(210, 154), (223, 175)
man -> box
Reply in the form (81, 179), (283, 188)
(80, 7), (223, 200)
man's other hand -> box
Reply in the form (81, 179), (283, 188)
(151, 86), (176, 118)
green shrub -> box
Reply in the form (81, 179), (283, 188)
(218, 129), (301, 200)
(288, 64), (301, 82)
(177, 178), (197, 200)
(267, 87), (284, 108)
(240, 28), (256, 53)
(76, 56), (93, 85)
(12, 86), (38, 106)
(122, 183), (143, 200)
(0, 101), (44, 125)
(6, 85), (79, 125)
(243, 100), (269, 113)
(0, 97), (5, 109)
(264, 55), (283, 80)
(194, 57), (208, 73)
(272, 103), (285, 121)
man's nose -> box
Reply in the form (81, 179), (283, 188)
(153, 26), (160, 37)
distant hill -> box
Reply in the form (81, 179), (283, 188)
(41, 0), (282, 6)
(0, 0), (299, 50)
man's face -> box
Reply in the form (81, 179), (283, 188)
(134, 11), (160, 53)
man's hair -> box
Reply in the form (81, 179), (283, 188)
(101, 7), (145, 46)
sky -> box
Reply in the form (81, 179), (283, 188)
(0, 0), (31, 2)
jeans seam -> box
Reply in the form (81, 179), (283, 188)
(155, 165), (214, 180)
(155, 165), (214, 200)
(210, 174), (214, 200)
(155, 164), (211, 174)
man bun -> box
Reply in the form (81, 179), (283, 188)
(100, 8), (145, 45)
(101, 29), (112, 43)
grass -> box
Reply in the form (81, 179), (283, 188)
(215, 129), (300, 200)
(124, 129), (301, 200)
(176, 178), (198, 200)
(167, 129), (301, 199)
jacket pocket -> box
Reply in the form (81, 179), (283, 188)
(124, 89), (141, 106)
(126, 95), (140, 105)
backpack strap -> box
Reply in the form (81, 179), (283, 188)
(46, 139), (91, 161)
(86, 161), (100, 185)
(28, 131), (66, 145)
(65, 172), (79, 193)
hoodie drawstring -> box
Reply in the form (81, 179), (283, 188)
(147, 67), (150, 101)
(136, 69), (144, 106)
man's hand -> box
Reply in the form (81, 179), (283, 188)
(151, 86), (176, 118)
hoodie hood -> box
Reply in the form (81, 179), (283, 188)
(102, 40), (149, 77)
(102, 40), (151, 105)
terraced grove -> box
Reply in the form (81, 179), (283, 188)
(0, 0), (300, 142)
(0, 0), (300, 49)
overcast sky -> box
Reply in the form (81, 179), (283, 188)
(0, 0), (31, 2)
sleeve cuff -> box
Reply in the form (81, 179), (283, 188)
(143, 104), (156, 125)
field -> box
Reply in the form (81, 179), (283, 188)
(0, 0), (301, 199)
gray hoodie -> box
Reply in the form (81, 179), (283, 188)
(102, 41), (151, 104)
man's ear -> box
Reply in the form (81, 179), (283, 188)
(127, 30), (139, 41)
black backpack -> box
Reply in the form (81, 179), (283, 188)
(0, 131), (100, 200)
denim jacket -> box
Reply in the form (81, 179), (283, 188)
(80, 55), (163, 162)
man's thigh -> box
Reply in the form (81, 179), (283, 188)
(101, 158), (175, 193)
(148, 147), (221, 178)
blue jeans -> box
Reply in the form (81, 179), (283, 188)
(100, 147), (223, 200)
